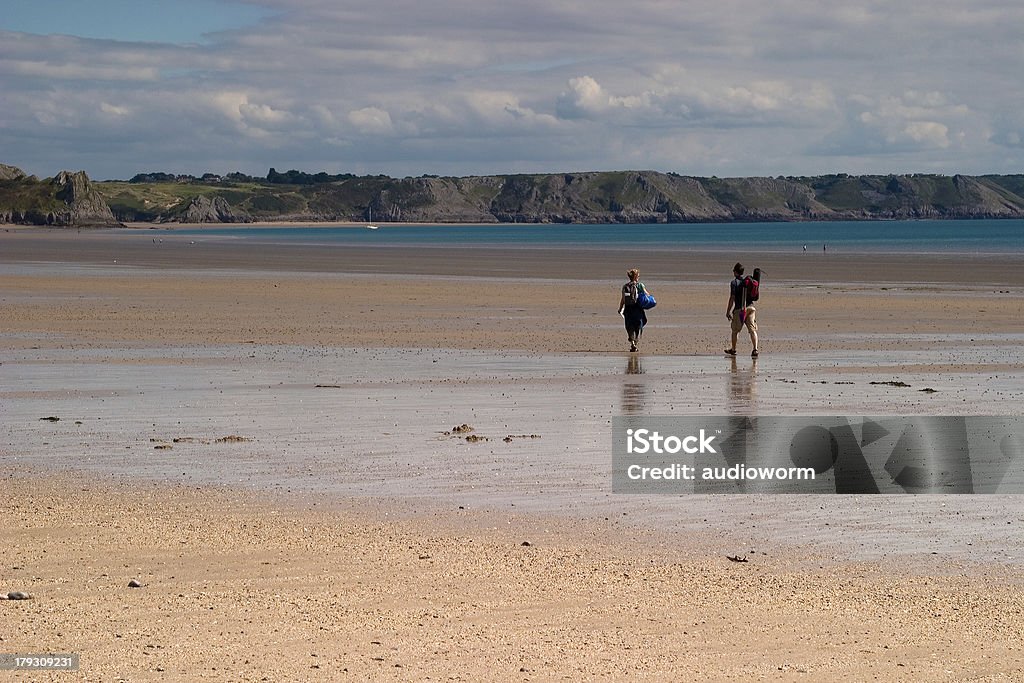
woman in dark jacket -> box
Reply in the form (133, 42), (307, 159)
(617, 268), (649, 352)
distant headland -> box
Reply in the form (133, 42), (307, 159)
(3, 162), (1024, 227)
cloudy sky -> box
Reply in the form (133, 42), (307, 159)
(3, 0), (1024, 180)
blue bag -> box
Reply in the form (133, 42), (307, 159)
(638, 291), (657, 310)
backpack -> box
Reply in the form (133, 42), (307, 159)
(623, 281), (640, 306)
(742, 272), (760, 303)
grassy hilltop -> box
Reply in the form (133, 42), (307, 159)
(4, 163), (1024, 226)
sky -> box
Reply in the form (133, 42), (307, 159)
(3, 0), (1024, 180)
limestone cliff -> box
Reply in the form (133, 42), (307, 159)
(169, 195), (252, 223)
(7, 161), (1024, 226)
(0, 168), (120, 226)
(51, 171), (120, 226)
(0, 164), (28, 181)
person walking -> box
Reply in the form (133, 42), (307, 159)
(725, 262), (759, 358)
(618, 268), (649, 352)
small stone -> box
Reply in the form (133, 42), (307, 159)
(521, 541), (532, 547)
(6, 591), (32, 600)
(128, 579), (144, 588)
(215, 435), (251, 443)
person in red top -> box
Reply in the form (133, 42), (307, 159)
(724, 262), (759, 358)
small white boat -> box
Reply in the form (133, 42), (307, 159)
(365, 224), (379, 230)
(366, 207), (378, 229)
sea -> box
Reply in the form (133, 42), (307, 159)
(164, 218), (1024, 254)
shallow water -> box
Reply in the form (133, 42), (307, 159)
(158, 219), (1024, 254)
(4, 343), (1024, 566)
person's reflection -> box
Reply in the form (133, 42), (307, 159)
(622, 354), (647, 414)
(727, 354), (758, 412)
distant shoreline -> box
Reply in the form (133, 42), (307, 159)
(4, 215), (1023, 232)
(121, 220), (457, 229)
(8, 164), (1024, 227)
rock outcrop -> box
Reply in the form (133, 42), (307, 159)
(0, 168), (120, 226)
(51, 171), (120, 226)
(0, 163), (28, 181)
(170, 195), (252, 223)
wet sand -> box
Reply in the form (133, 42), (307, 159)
(3, 227), (1024, 356)
(2, 227), (1024, 680)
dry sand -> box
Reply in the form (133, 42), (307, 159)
(2, 227), (1024, 681)
(3, 475), (1024, 682)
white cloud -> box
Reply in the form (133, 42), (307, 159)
(207, 92), (249, 123)
(556, 76), (649, 120)
(2, 3), (1023, 178)
(240, 102), (294, 128)
(816, 90), (973, 160)
(99, 102), (130, 117)
(555, 74), (837, 132)
(902, 121), (950, 149)
(348, 107), (394, 135)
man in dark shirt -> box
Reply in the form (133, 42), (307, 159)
(725, 262), (759, 358)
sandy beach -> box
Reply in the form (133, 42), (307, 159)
(3, 474), (1024, 681)
(2, 226), (1024, 681)
(3, 227), (1024, 356)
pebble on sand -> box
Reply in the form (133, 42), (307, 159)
(3, 591), (33, 600)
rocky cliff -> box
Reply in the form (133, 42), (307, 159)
(6, 162), (1024, 226)
(0, 166), (120, 227)
(51, 171), (121, 226)
(322, 171), (1024, 223)
(0, 163), (28, 181)
(167, 195), (253, 223)
(350, 172), (1024, 224)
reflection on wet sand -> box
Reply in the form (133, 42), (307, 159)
(621, 354), (647, 414)
(727, 355), (758, 412)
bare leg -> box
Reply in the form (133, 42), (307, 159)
(746, 307), (759, 354)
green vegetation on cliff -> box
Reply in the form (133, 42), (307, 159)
(0, 167), (119, 226)
(3, 163), (1024, 226)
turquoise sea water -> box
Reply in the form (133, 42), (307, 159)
(167, 219), (1024, 254)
